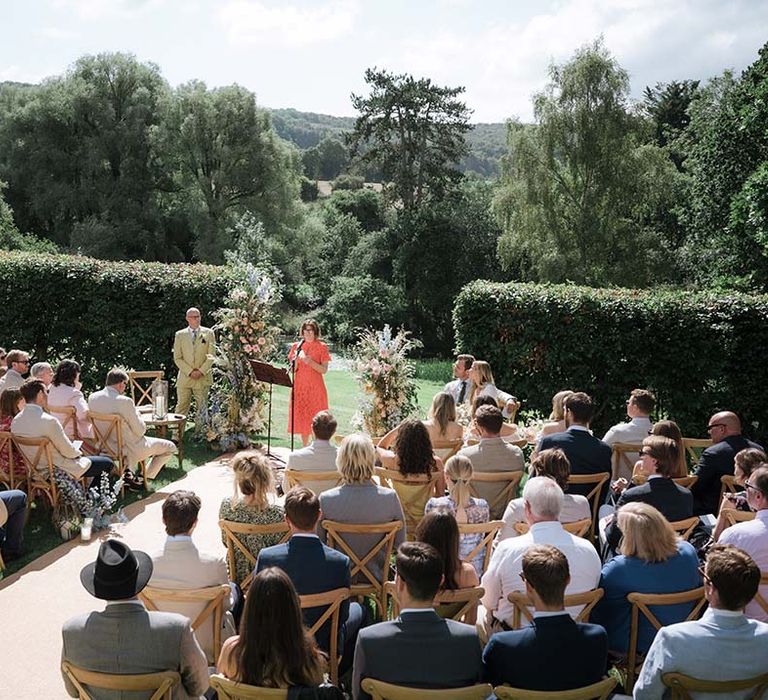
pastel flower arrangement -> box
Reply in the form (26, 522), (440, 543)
(55, 470), (124, 536)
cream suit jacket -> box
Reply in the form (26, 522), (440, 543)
(173, 327), (216, 389)
(88, 387), (151, 466)
(11, 404), (90, 479)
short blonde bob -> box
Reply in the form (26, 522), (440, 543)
(617, 501), (679, 563)
(336, 433), (376, 484)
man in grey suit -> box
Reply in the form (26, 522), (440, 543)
(352, 541), (483, 700)
(61, 539), (209, 700)
(286, 410), (339, 495)
(635, 544), (768, 699)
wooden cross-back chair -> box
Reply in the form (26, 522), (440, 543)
(661, 671), (768, 700)
(361, 679), (494, 700)
(128, 370), (164, 410)
(469, 470), (525, 521)
(283, 468), (341, 494)
(514, 517), (592, 539)
(321, 518), (402, 616)
(719, 474), (741, 511)
(384, 580), (484, 625)
(682, 438), (711, 470)
(48, 404), (79, 437)
(210, 674), (289, 700)
(458, 520), (503, 575)
(139, 584), (231, 662)
(723, 509), (756, 529)
(612, 442), (642, 481)
(493, 677), (618, 700)
(619, 587), (707, 693)
(0, 430), (22, 491)
(218, 519), (290, 591)
(672, 475), (698, 489)
(464, 433), (527, 449)
(374, 467), (439, 538)
(567, 473), (610, 541)
(506, 588), (605, 630)
(12, 434), (61, 511)
(668, 516), (700, 541)
(299, 586), (350, 686)
(61, 662), (180, 700)
(431, 437), (464, 461)
(754, 572), (768, 618)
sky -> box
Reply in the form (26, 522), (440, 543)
(1, 0), (766, 123)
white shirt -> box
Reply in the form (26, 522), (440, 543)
(481, 520), (601, 624)
(602, 416), (653, 446)
(499, 494), (591, 541)
(444, 378), (474, 404)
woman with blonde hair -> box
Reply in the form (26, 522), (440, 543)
(591, 502), (700, 655)
(424, 455), (489, 575)
(219, 451), (285, 586)
(632, 420), (687, 482)
(537, 390), (574, 440)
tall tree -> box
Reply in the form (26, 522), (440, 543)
(643, 79), (699, 169)
(348, 68), (472, 209)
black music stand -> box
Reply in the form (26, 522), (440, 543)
(249, 360), (292, 461)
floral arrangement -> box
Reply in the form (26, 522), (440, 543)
(202, 263), (281, 451)
(351, 325), (421, 437)
(55, 471), (124, 535)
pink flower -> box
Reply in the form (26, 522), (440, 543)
(257, 337), (266, 345)
(239, 336), (248, 343)
(243, 344), (253, 353)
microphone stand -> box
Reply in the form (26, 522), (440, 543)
(289, 338), (304, 453)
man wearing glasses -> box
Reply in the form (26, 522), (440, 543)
(719, 466), (768, 622)
(0, 349), (30, 397)
(690, 411), (762, 516)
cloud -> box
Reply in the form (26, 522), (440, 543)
(38, 26), (78, 40)
(0, 65), (49, 84)
(51, 0), (163, 22)
(218, 0), (358, 47)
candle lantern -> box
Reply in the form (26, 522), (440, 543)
(151, 379), (169, 420)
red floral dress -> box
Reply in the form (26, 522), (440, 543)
(287, 340), (330, 435)
(0, 415), (25, 482)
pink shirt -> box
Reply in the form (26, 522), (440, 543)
(47, 384), (93, 439)
(720, 509), (768, 622)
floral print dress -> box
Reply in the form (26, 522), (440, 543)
(424, 495), (490, 577)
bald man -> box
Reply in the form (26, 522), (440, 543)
(690, 411), (763, 515)
(173, 308), (216, 419)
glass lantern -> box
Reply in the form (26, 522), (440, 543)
(151, 379), (169, 420)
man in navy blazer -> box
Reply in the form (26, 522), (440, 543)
(256, 486), (364, 667)
(482, 544), (607, 692)
(539, 392), (612, 501)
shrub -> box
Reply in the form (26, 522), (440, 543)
(332, 174), (365, 191)
(454, 281), (768, 442)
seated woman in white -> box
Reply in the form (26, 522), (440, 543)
(466, 395), (524, 443)
(47, 359), (93, 439)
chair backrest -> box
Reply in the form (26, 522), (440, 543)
(719, 474), (741, 510)
(469, 470), (525, 521)
(513, 518), (592, 539)
(61, 661), (180, 700)
(661, 671), (768, 700)
(48, 404), (80, 440)
(566, 473), (610, 540)
(672, 475), (698, 489)
(723, 509), (756, 530)
(0, 430), (19, 490)
(755, 572), (768, 617)
(667, 516), (700, 541)
(361, 679), (494, 700)
(506, 588), (604, 630)
(299, 586), (350, 685)
(457, 520), (503, 574)
(384, 581), (485, 624)
(493, 676), (618, 700)
(12, 434), (58, 508)
(87, 410), (125, 462)
(218, 519), (291, 590)
(682, 437), (712, 470)
(464, 432), (526, 449)
(430, 437), (464, 461)
(139, 584), (231, 661)
(612, 442), (642, 480)
(283, 468), (341, 493)
(210, 674), (289, 700)
(375, 467), (438, 536)
(128, 370), (164, 407)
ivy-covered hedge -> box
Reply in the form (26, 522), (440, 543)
(454, 281), (768, 442)
(0, 252), (233, 391)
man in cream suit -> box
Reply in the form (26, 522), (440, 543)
(89, 368), (177, 480)
(286, 411), (339, 495)
(173, 307), (216, 419)
(148, 490), (238, 663)
(0, 349), (29, 397)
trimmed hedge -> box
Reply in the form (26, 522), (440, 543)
(0, 252), (234, 392)
(454, 281), (768, 442)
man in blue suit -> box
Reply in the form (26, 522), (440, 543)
(256, 486), (365, 670)
(482, 544), (607, 692)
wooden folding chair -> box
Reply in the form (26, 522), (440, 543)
(283, 468), (341, 494)
(662, 671), (768, 700)
(361, 679), (493, 700)
(723, 509), (756, 529)
(0, 430), (22, 491)
(612, 442), (642, 481)
(139, 584), (231, 662)
(668, 516), (700, 541)
(619, 587), (707, 692)
(506, 588), (604, 630)
(431, 437), (464, 461)
(469, 470), (525, 521)
(128, 370), (164, 411)
(682, 438), (711, 471)
(567, 473), (610, 541)
(494, 677), (617, 699)
(375, 467), (438, 538)
(513, 517), (592, 539)
(384, 580), (484, 624)
(210, 674), (289, 700)
(322, 519), (403, 616)
(12, 434), (60, 511)
(48, 404), (80, 439)
(61, 661), (179, 700)
(672, 475), (698, 489)
(755, 572), (768, 617)
(218, 519), (290, 590)
(464, 434), (527, 449)
(719, 474), (740, 510)
(299, 586), (350, 685)
(458, 520), (503, 574)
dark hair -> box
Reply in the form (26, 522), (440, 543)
(284, 487), (320, 530)
(106, 367), (128, 386)
(312, 411), (337, 440)
(565, 392), (594, 423)
(630, 389), (656, 415)
(394, 419), (436, 476)
(52, 359), (81, 388)
(396, 542), (443, 602)
(457, 354), (474, 371)
(706, 544), (761, 611)
(475, 404), (503, 434)
(531, 448), (571, 491)
(300, 319), (321, 338)
(522, 544), (570, 607)
(472, 394), (498, 418)
(0, 387), (22, 419)
(19, 379), (45, 403)
(233, 567), (323, 687)
(415, 511), (461, 590)
(162, 490), (201, 536)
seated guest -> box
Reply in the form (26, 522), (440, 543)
(444, 353), (475, 405)
(467, 395), (524, 442)
(0, 387), (25, 483)
(713, 447), (767, 541)
(591, 503), (700, 656)
(318, 433), (406, 584)
(602, 389), (656, 480)
(415, 511), (479, 623)
(0, 347), (6, 379)
(379, 392), (464, 454)
(425, 454), (489, 576)
(30, 361), (53, 389)
(632, 420), (688, 482)
(47, 360), (92, 439)
(352, 542), (483, 700)
(482, 544), (607, 691)
(635, 544), (768, 699)
(535, 389), (574, 444)
(61, 540), (209, 700)
(499, 448), (590, 541)
(286, 410), (339, 495)
(690, 410), (763, 516)
(217, 567), (342, 698)
(88, 367), (177, 481)
(539, 392), (612, 501)
(256, 487), (364, 670)
(0, 349), (29, 396)
(481, 477), (601, 635)
(0, 489), (27, 562)
(719, 465), (768, 622)
(219, 450), (285, 587)
(149, 490), (238, 662)
(457, 405), (525, 519)
(467, 360), (518, 419)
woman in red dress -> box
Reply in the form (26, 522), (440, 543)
(288, 319), (330, 446)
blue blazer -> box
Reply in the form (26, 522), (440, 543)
(539, 429), (612, 501)
(256, 535), (351, 652)
(482, 614), (607, 692)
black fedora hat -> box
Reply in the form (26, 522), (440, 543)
(80, 539), (153, 600)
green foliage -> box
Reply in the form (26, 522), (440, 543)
(301, 137), (349, 180)
(323, 188), (386, 232)
(0, 182), (58, 253)
(300, 177), (319, 202)
(454, 281), (768, 440)
(0, 252), (232, 392)
(642, 79), (700, 168)
(332, 174), (365, 191)
(412, 359), (453, 383)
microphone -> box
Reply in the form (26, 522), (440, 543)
(296, 337), (306, 352)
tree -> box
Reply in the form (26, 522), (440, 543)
(348, 68), (472, 209)
(494, 40), (682, 287)
(643, 80), (699, 169)
(302, 136), (349, 180)
(0, 180), (58, 253)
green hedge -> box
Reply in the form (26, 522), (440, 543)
(454, 281), (768, 442)
(0, 252), (233, 392)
